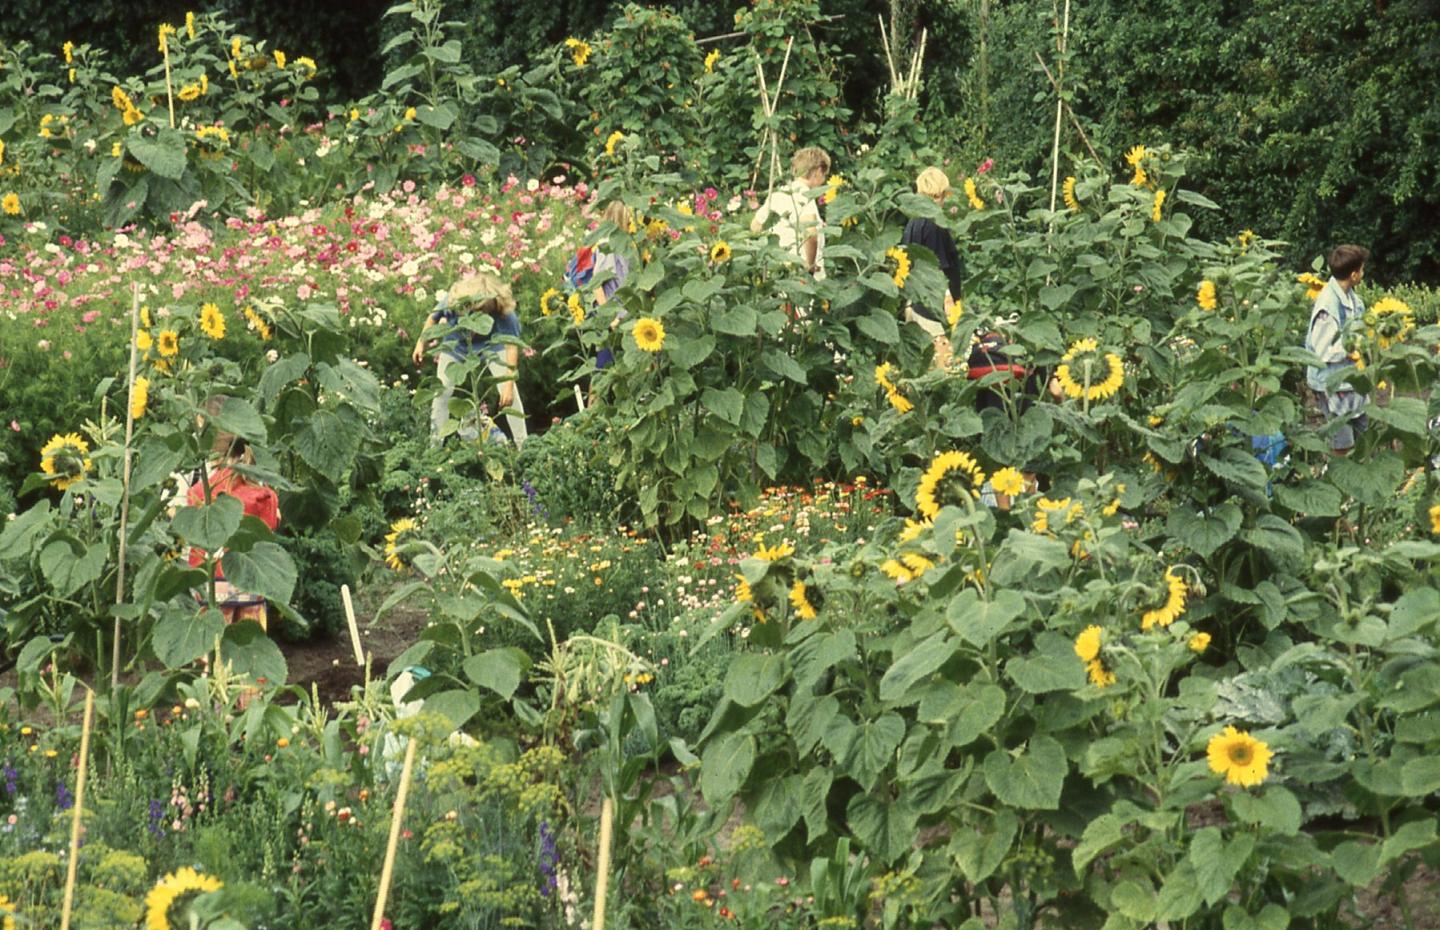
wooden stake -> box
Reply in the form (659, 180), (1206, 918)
(1046, 0), (1072, 217)
(877, 14), (900, 91)
(59, 689), (96, 930)
(907, 28), (928, 99)
(370, 738), (419, 930)
(763, 38), (795, 201)
(591, 796), (615, 930)
(112, 284), (142, 690)
(1032, 52), (1102, 166)
(341, 584), (365, 667)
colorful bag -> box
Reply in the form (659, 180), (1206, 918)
(564, 246), (595, 291)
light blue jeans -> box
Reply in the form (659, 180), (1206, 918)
(430, 353), (527, 446)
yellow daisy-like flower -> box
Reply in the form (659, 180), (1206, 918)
(991, 466), (1024, 497)
(1189, 632), (1212, 653)
(789, 580), (818, 619)
(199, 303), (226, 340)
(1062, 175), (1079, 212)
(39, 432), (93, 491)
(823, 174), (846, 204)
(947, 296), (963, 329)
(1073, 625), (1103, 663)
(1085, 659), (1116, 688)
(384, 518), (418, 572)
(886, 246), (911, 289)
(157, 329), (180, 357)
(754, 541), (794, 562)
(1124, 144), (1149, 167)
(1054, 338), (1124, 403)
(145, 867), (223, 930)
(604, 130), (624, 157)
(1365, 296), (1414, 350)
(1196, 280), (1217, 311)
(1151, 189), (1166, 223)
(539, 287), (564, 317)
(1429, 503), (1440, 535)
(704, 49), (721, 73)
(710, 240), (732, 264)
(1141, 568), (1188, 630)
(136, 329), (154, 352)
(964, 177), (985, 211)
(633, 317), (665, 353)
(294, 56), (317, 80)
(567, 292), (585, 326)
(915, 450), (986, 519)
(130, 376), (150, 421)
(242, 305), (272, 340)
(565, 37), (592, 68)
(1206, 726), (1272, 788)
(1, 193), (18, 216)
(274, 50), (287, 69)
(1297, 272), (1326, 301)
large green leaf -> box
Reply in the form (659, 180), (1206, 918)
(172, 495), (244, 553)
(1189, 827), (1256, 905)
(846, 793), (917, 863)
(700, 731), (755, 805)
(212, 396), (267, 444)
(879, 632), (956, 703)
(948, 588), (1027, 647)
(39, 537), (106, 597)
(463, 648), (529, 700)
(220, 542), (297, 604)
(152, 607), (226, 669)
(294, 407), (364, 476)
(982, 736), (1066, 809)
(1166, 503), (1242, 558)
(0, 500), (51, 559)
(220, 621), (288, 688)
(423, 689), (481, 729)
(724, 652), (786, 707)
(1073, 813), (1126, 873)
(1327, 453), (1403, 506)
(127, 128), (188, 180)
(949, 809), (1018, 882)
(846, 714), (905, 790)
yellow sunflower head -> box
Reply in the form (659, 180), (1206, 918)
(1151, 189), (1166, 223)
(130, 376), (151, 421)
(1196, 279), (1217, 311)
(788, 579), (819, 619)
(1062, 175), (1080, 213)
(156, 329), (180, 358)
(1206, 725), (1272, 787)
(704, 49), (721, 73)
(39, 432), (92, 491)
(915, 450), (986, 518)
(633, 317), (665, 352)
(540, 287), (564, 317)
(710, 240), (732, 264)
(754, 541), (794, 562)
(1189, 632), (1211, 653)
(567, 292), (585, 325)
(964, 177), (986, 211)
(990, 466), (1025, 497)
(144, 867), (223, 930)
(885, 246), (911, 289)
(1055, 338), (1124, 403)
(199, 303), (225, 340)
(1073, 625), (1103, 663)
(565, 37), (592, 67)
(384, 518), (419, 572)
(604, 130), (625, 157)
(1141, 567), (1188, 630)
(1364, 296), (1414, 350)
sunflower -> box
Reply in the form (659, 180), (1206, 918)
(1, 193), (18, 216)
(1054, 338), (1124, 403)
(915, 450), (986, 518)
(1151, 189), (1166, 223)
(1430, 503), (1440, 535)
(704, 49), (721, 73)
(946, 297), (963, 328)
(158, 23), (176, 55)
(1196, 280), (1217, 311)
(0, 892), (15, 930)
(130, 376), (150, 421)
(1073, 625), (1103, 663)
(565, 37), (592, 68)
(1206, 726), (1272, 788)
(1237, 229), (1256, 252)
(294, 57), (318, 80)
(1085, 659), (1116, 688)
(177, 83), (202, 102)
(155, 330), (180, 359)
(1102, 484), (1126, 517)
(1365, 296), (1414, 349)
(383, 518), (418, 572)
(633, 317), (665, 352)
(710, 240), (732, 264)
(754, 541), (794, 562)
(886, 246), (911, 289)
(242, 305), (272, 340)
(899, 552), (935, 576)
(964, 177), (985, 211)
(734, 574), (753, 603)
(604, 130), (624, 157)
(1189, 632), (1211, 653)
(1297, 272), (1326, 301)
(1032, 496), (1082, 534)
(199, 303), (225, 340)
(898, 517), (933, 543)
(991, 466), (1024, 497)
(823, 174), (846, 204)
(539, 287), (564, 317)
(789, 580), (818, 619)
(1141, 567), (1188, 630)
(1062, 175), (1080, 212)
(874, 362), (913, 414)
(273, 50), (287, 70)
(880, 558), (916, 583)
(568, 292), (585, 325)
(144, 867), (223, 930)
(1125, 145), (1150, 186)
(39, 432), (92, 491)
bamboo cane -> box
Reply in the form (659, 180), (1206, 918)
(370, 738), (419, 930)
(877, 14), (900, 91)
(58, 689), (96, 930)
(1046, 0), (1072, 217)
(763, 38), (795, 201)
(341, 584), (365, 667)
(750, 57), (773, 191)
(907, 28), (928, 99)
(1032, 52), (1103, 166)
(111, 284), (142, 689)
(161, 37), (176, 129)
(591, 796), (615, 930)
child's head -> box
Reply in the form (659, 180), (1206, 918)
(449, 271), (516, 317)
(202, 394), (253, 463)
(1328, 244), (1370, 282)
(791, 146), (831, 186)
(916, 166), (951, 202)
(601, 201), (632, 232)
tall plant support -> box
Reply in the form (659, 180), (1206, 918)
(370, 738), (419, 930)
(751, 37), (795, 199)
(591, 796), (616, 930)
(58, 689), (96, 930)
(111, 283), (142, 689)
(1046, 0), (1073, 217)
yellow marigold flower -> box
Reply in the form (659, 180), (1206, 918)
(274, 50), (287, 69)
(157, 329), (180, 357)
(1197, 279), (1217, 311)
(39, 432), (92, 491)
(1206, 726), (1272, 788)
(1055, 338), (1124, 403)
(1085, 659), (1116, 688)
(964, 177), (985, 211)
(565, 37), (592, 68)
(991, 467), (1024, 497)
(178, 83), (202, 102)
(1, 193), (18, 216)
(1189, 632), (1211, 653)
(199, 303), (226, 340)
(1151, 189), (1166, 223)
(704, 49), (721, 73)
(1141, 568), (1188, 630)
(144, 867), (223, 930)
(709, 240), (731, 264)
(886, 246), (911, 289)
(947, 297), (963, 328)
(384, 518), (418, 571)
(604, 130), (624, 157)
(63, 41), (74, 63)
(1074, 625), (1103, 663)
(789, 580), (818, 619)
(539, 287), (564, 317)
(130, 376), (150, 420)
(567, 291), (585, 325)
(754, 541), (794, 562)
(1062, 175), (1079, 212)
(915, 450), (986, 518)
(633, 317), (665, 352)
(186, 11), (197, 40)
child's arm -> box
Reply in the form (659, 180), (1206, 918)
(411, 309), (443, 364)
(498, 343), (519, 408)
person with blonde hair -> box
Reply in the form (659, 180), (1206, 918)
(900, 166), (965, 367)
(412, 270), (527, 446)
(751, 146), (831, 278)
